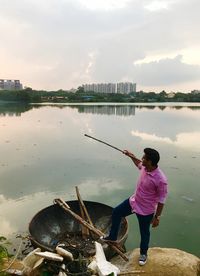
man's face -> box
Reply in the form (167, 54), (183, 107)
(142, 154), (151, 167)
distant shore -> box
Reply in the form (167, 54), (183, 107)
(0, 89), (200, 103)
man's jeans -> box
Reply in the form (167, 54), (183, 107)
(108, 198), (154, 255)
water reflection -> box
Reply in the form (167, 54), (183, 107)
(1, 102), (200, 117)
(0, 103), (31, 116)
(76, 105), (136, 116)
(0, 102), (200, 256)
(0, 191), (65, 237)
(131, 130), (200, 150)
(20, 104), (136, 116)
(0, 177), (123, 237)
(53, 104), (200, 115)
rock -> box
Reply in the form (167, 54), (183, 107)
(111, 247), (200, 276)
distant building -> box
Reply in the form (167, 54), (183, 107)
(116, 82), (136, 94)
(83, 83), (116, 93)
(191, 90), (200, 95)
(82, 82), (136, 94)
(0, 79), (23, 90)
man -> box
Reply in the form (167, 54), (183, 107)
(101, 148), (168, 265)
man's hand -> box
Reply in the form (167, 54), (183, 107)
(152, 203), (164, 228)
(123, 150), (142, 167)
(123, 150), (136, 159)
(151, 216), (160, 228)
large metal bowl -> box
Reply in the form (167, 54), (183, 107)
(29, 200), (128, 258)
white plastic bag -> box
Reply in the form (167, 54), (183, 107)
(90, 242), (120, 276)
(22, 248), (44, 275)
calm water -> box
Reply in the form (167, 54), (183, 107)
(0, 102), (200, 257)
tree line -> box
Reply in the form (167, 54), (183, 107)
(0, 88), (199, 103)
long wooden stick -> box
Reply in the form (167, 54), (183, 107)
(75, 186), (94, 227)
(84, 134), (123, 153)
(77, 187), (125, 252)
(54, 198), (129, 262)
(75, 186), (90, 238)
(75, 187), (125, 252)
(119, 271), (146, 275)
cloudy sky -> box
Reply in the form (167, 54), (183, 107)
(0, 0), (200, 92)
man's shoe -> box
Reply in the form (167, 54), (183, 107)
(100, 236), (126, 253)
(139, 254), (147, 266)
(100, 236), (118, 244)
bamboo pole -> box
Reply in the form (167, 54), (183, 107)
(54, 198), (129, 262)
(84, 134), (123, 153)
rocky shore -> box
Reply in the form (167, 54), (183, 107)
(111, 247), (200, 276)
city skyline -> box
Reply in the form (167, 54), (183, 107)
(0, 79), (23, 90)
(0, 0), (200, 92)
(83, 82), (136, 93)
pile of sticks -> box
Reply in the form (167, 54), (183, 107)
(54, 187), (129, 262)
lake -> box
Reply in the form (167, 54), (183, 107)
(0, 102), (200, 257)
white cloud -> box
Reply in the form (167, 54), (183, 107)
(132, 55), (200, 87)
(78, 0), (131, 10)
(144, 1), (169, 11)
(134, 46), (200, 67)
(181, 47), (200, 65)
(0, 0), (200, 91)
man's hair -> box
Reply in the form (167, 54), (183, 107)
(144, 148), (160, 166)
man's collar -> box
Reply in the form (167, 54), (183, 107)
(145, 166), (159, 176)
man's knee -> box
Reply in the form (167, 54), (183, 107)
(112, 206), (120, 217)
(112, 205), (124, 219)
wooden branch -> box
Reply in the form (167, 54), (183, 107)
(75, 186), (90, 238)
(119, 271), (146, 275)
(54, 198), (129, 262)
(75, 186), (94, 227)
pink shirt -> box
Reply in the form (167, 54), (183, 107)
(129, 162), (168, 215)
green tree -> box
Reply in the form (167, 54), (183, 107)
(77, 86), (84, 93)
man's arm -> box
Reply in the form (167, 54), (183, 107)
(152, 202), (164, 228)
(123, 150), (141, 167)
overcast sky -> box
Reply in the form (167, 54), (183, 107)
(0, 0), (200, 92)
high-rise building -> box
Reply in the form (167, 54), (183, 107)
(116, 82), (136, 94)
(191, 90), (200, 94)
(0, 79), (23, 90)
(83, 83), (116, 93)
(82, 82), (136, 94)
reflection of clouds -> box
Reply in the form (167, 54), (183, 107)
(85, 122), (93, 135)
(0, 179), (121, 237)
(132, 130), (172, 143)
(0, 216), (15, 235)
(131, 130), (200, 149)
(68, 111), (94, 135)
(0, 194), (7, 203)
(0, 194), (17, 235)
(175, 132), (200, 149)
(0, 192), (70, 237)
(79, 178), (123, 197)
